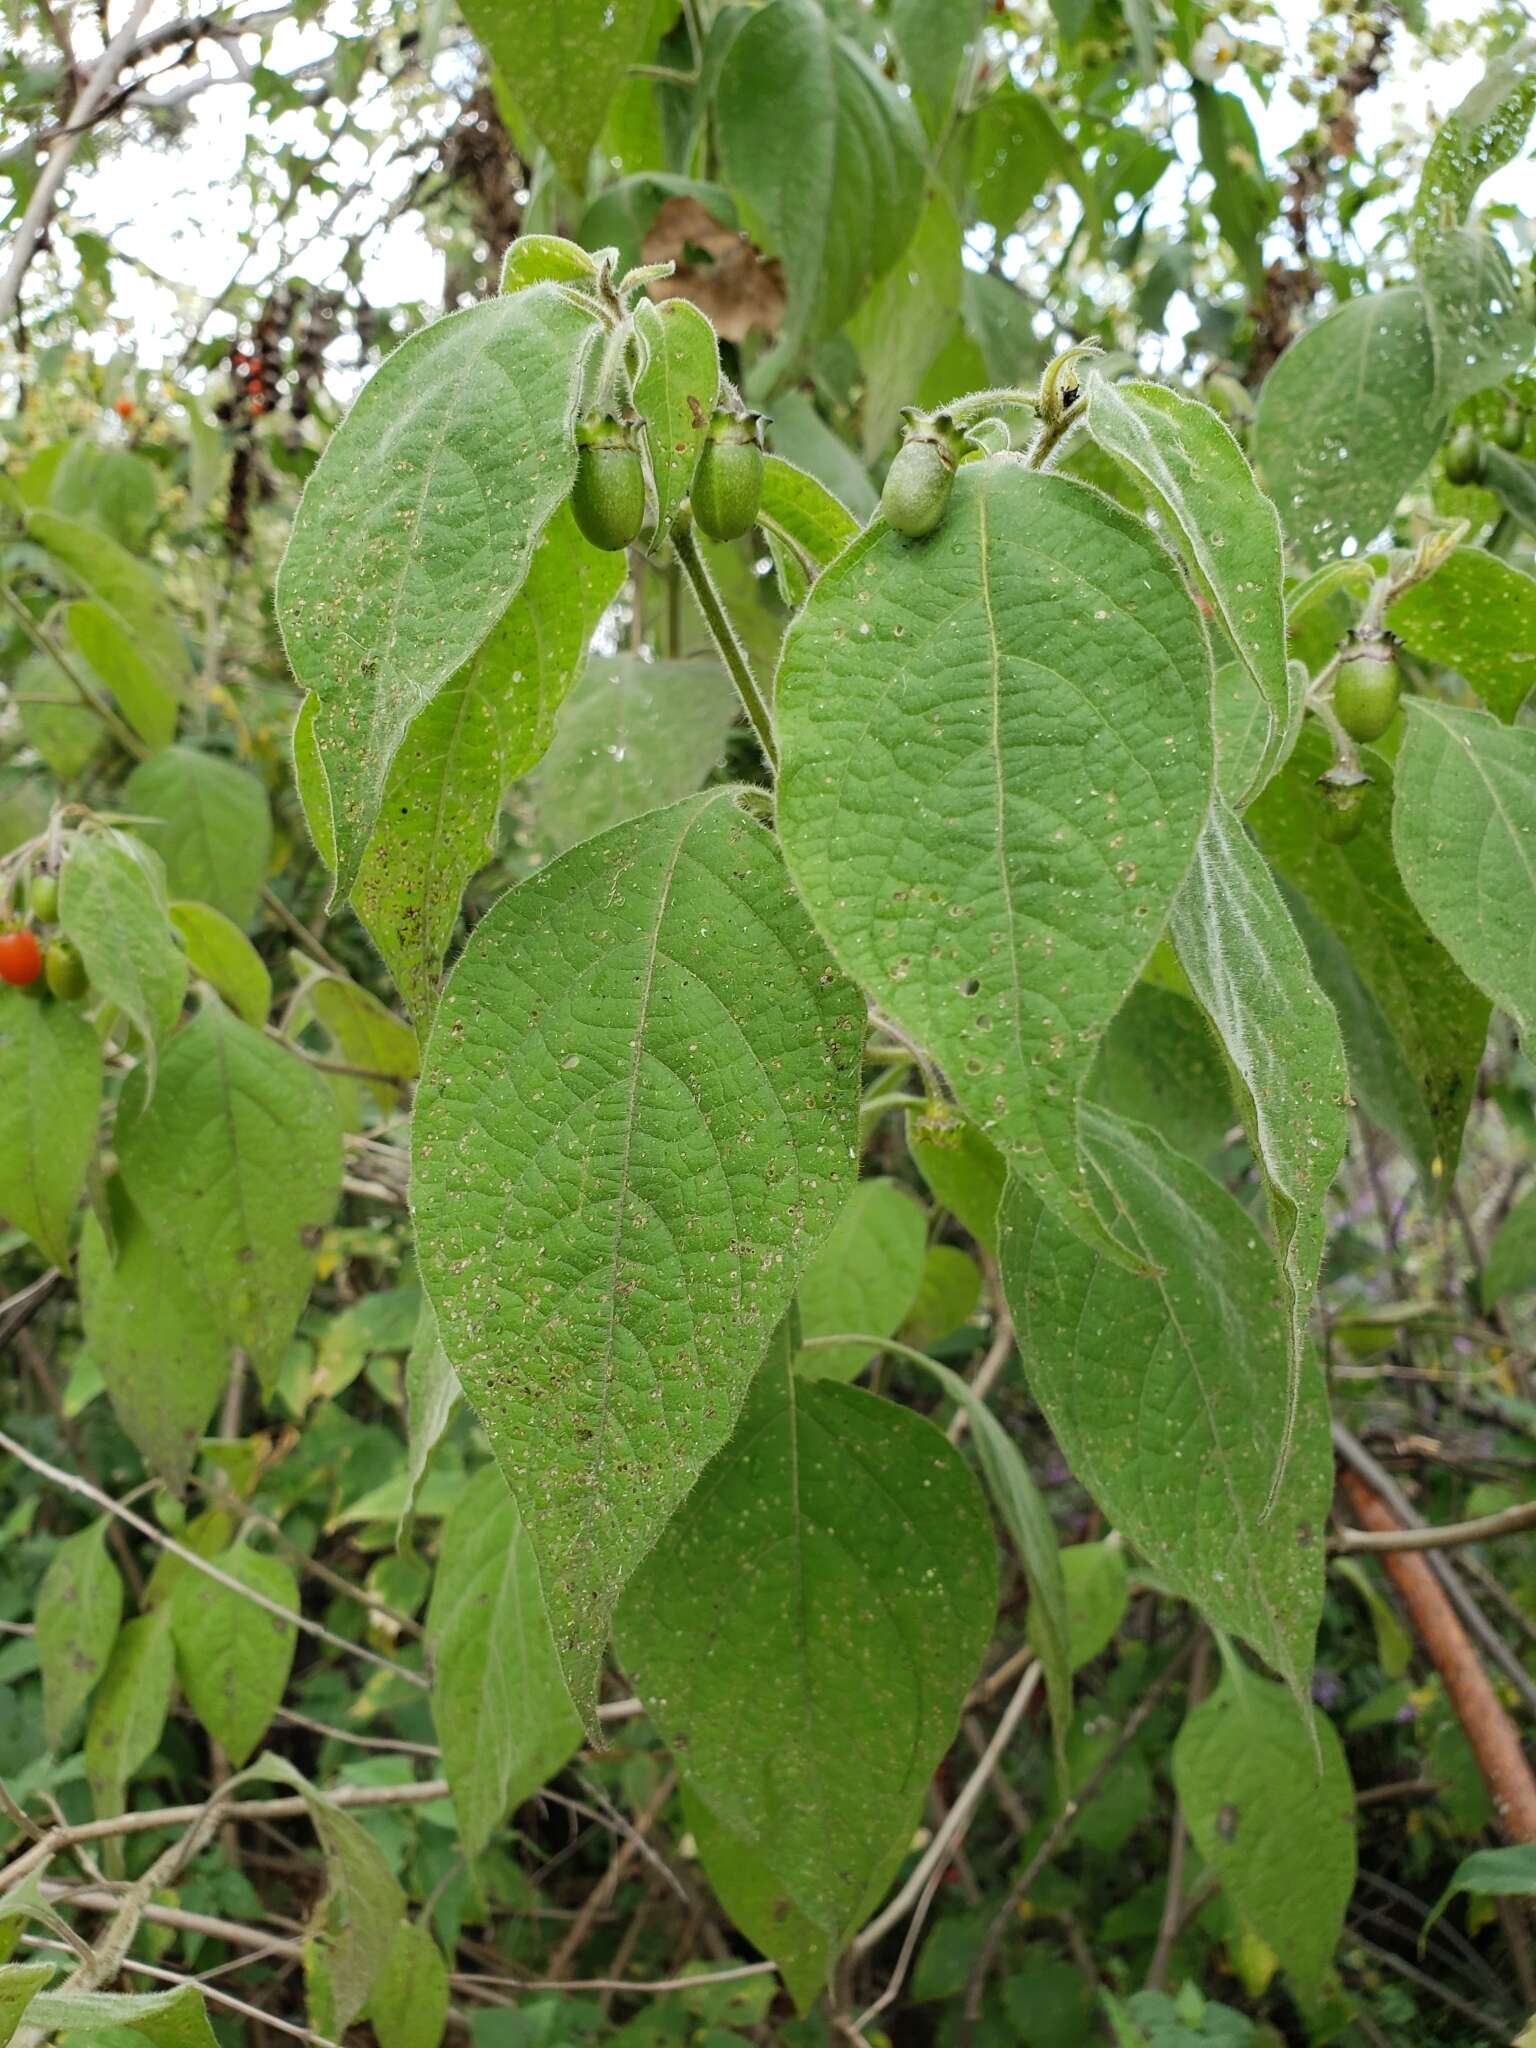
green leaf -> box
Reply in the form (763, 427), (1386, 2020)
(48, 441), (159, 549)
(0, 1964), (52, 2048)
(1192, 85), (1271, 289)
(633, 296), (719, 544)
(1169, 799), (1349, 1494)
(500, 234), (604, 294)
(274, 286), (599, 899)
(1085, 376), (1291, 799)
(401, 1298), (458, 1535)
(616, 1341), (996, 1951)
(1391, 698), (1536, 1039)
(80, 1196), (230, 1491)
(1388, 547), (1536, 722)
(59, 827), (188, 1074)
(367, 1919), (449, 2048)
(1086, 981), (1234, 1168)
(168, 900), (271, 1026)
(341, 503), (624, 1026)
(794, 1176), (928, 1381)
(1042, 1539), (1130, 1673)
(999, 1109), (1332, 1700)
(413, 789), (861, 1721)
(901, 1243), (982, 1347)
(1417, 227), (1535, 407)
(902, 1347), (1072, 1788)
(905, 1109), (1006, 1257)
(171, 1543), (298, 1764)
(122, 745), (272, 929)
(14, 646), (105, 778)
(459, 0), (656, 187)
(757, 453), (860, 601)
(0, 990), (100, 1266)
(1253, 289), (1442, 566)
(1425, 1843), (1536, 1941)
(969, 84), (1088, 236)
(115, 1002), (342, 1387)
(1410, 39), (1536, 241)
(310, 974), (419, 1109)
(1483, 1187), (1536, 1308)
(681, 1784), (828, 2014)
(888, 0), (983, 136)
(84, 1606), (174, 1818)
(425, 1466), (581, 1860)
(1247, 723), (1489, 1189)
(36, 1519), (122, 1750)
(66, 598), (177, 752)
(716, 0), (926, 374)
(527, 655), (739, 859)
(1484, 443), (1536, 536)
(28, 1983), (218, 2048)
(247, 1755), (405, 2035)
(777, 456), (1213, 1266)
(848, 186), (964, 460)
(25, 508), (189, 690)
(1173, 1671), (1355, 1997)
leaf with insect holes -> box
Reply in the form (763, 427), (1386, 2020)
(1392, 699), (1536, 1040)
(0, 991), (100, 1268)
(426, 1466), (581, 1860)
(616, 1332), (995, 1953)
(777, 455), (1212, 1269)
(412, 788), (862, 1725)
(1086, 375), (1291, 800)
(275, 286), (599, 900)
(1000, 1107), (1332, 1703)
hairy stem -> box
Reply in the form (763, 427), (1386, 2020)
(673, 521), (778, 770)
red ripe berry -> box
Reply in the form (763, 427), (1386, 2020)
(114, 395), (134, 420)
(0, 927), (44, 987)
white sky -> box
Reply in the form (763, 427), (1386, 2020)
(27, 0), (1536, 372)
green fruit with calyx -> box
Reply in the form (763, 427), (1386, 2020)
(570, 413), (645, 551)
(1318, 768), (1372, 845)
(1333, 637), (1401, 744)
(881, 410), (966, 538)
(27, 872), (59, 922)
(690, 409), (765, 541)
(1492, 402), (1526, 454)
(1443, 423), (1485, 486)
(44, 938), (89, 1000)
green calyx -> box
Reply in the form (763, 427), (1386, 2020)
(879, 410), (967, 540)
(690, 408), (765, 542)
(1332, 636), (1401, 745)
(571, 411), (646, 552)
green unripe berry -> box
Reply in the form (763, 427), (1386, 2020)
(570, 413), (645, 552)
(1492, 402), (1526, 454)
(44, 937), (89, 1000)
(27, 872), (59, 922)
(1333, 639), (1401, 744)
(1318, 775), (1370, 845)
(690, 409), (765, 542)
(1443, 423), (1485, 487)
(880, 410), (967, 539)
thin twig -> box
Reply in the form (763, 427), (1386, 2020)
(1334, 1498), (1536, 1553)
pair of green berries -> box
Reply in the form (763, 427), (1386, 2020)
(1444, 402), (1526, 485)
(570, 407), (766, 552)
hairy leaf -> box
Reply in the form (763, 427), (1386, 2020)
(1392, 699), (1535, 1039)
(168, 900), (271, 1027)
(36, 1520), (121, 1750)
(0, 1964), (52, 2046)
(460, 0), (655, 186)
(616, 1341), (996, 1948)
(1086, 376), (1290, 797)
(777, 457), (1212, 1264)
(1418, 227), (1535, 407)
(1411, 38), (1536, 240)
(1388, 546), (1536, 722)
(1170, 799), (1348, 1490)
(794, 1176), (928, 1381)
(338, 505), (624, 1026)
(527, 655), (739, 858)
(1174, 1672), (1355, 1997)
(123, 745), (272, 929)
(115, 1002), (342, 1387)
(0, 991), (100, 1267)
(1248, 723), (1488, 1189)
(1253, 289), (1442, 565)
(758, 453), (860, 608)
(275, 287), (598, 898)
(28, 1984), (217, 2048)
(413, 789), (861, 1720)
(717, 0), (926, 372)
(1086, 981), (1234, 1167)
(633, 296), (719, 543)
(682, 1785), (827, 2013)
(84, 1607), (174, 1819)
(1000, 1109), (1331, 1699)
(426, 1466), (580, 1859)
(59, 828), (188, 1077)
(367, 1920), (449, 2048)
(171, 1543), (298, 1765)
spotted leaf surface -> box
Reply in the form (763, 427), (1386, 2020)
(777, 456), (1212, 1263)
(412, 789), (861, 1722)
